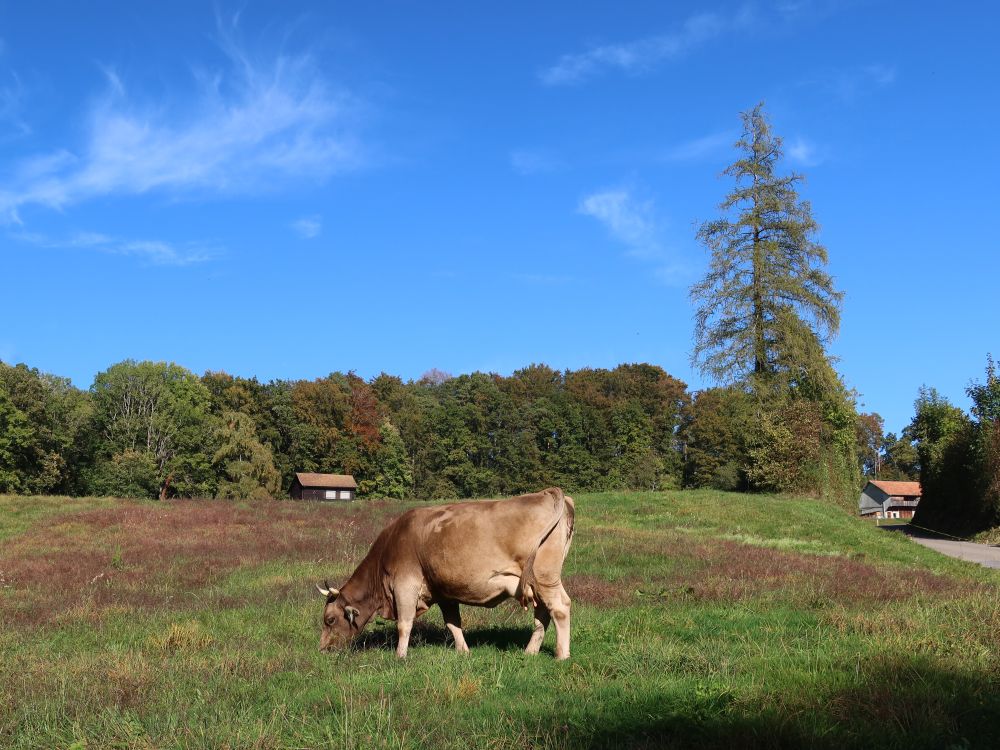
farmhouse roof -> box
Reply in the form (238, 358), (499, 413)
(294, 472), (357, 489)
(869, 480), (921, 497)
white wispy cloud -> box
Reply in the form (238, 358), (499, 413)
(578, 187), (696, 286)
(578, 189), (659, 258)
(99, 65), (126, 97)
(540, 8), (750, 86)
(12, 229), (217, 266)
(786, 136), (828, 167)
(0, 15), (362, 222)
(0, 41), (30, 140)
(292, 215), (322, 239)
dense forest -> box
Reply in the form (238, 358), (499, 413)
(7, 351), (995, 535)
(0, 357), (867, 504)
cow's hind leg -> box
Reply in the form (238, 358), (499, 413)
(537, 583), (571, 660)
(524, 602), (550, 655)
(439, 600), (469, 654)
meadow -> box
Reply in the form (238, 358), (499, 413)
(0, 491), (997, 749)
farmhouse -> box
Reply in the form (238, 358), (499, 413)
(858, 480), (922, 519)
(290, 472), (358, 501)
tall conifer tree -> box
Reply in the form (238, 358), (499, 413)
(691, 103), (842, 386)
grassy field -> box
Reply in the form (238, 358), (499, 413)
(973, 525), (1000, 545)
(1, 490), (997, 749)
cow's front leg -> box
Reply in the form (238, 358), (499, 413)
(439, 600), (469, 654)
(525, 602), (550, 655)
(396, 618), (413, 658)
(394, 593), (417, 658)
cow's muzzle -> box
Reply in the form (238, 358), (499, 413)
(319, 630), (350, 653)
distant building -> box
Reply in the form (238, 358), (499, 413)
(859, 480), (921, 519)
(290, 472), (358, 501)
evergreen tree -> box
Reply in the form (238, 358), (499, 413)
(691, 102), (843, 385)
(369, 419), (414, 499)
(690, 103), (857, 502)
(680, 387), (751, 490)
(880, 432), (920, 480)
(212, 410), (281, 500)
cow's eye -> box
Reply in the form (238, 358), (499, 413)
(324, 615), (335, 626)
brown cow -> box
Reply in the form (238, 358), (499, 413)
(317, 487), (575, 659)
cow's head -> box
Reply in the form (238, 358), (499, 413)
(316, 580), (363, 651)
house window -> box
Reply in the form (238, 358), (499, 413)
(339, 490), (352, 500)
(325, 490), (337, 500)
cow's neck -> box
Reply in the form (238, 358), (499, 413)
(341, 555), (390, 623)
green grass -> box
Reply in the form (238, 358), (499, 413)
(1, 490), (997, 749)
(0, 494), (114, 542)
(972, 525), (1000, 546)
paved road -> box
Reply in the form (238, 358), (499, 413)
(881, 525), (1000, 569)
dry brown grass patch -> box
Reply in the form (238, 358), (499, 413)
(571, 528), (978, 608)
(0, 499), (401, 627)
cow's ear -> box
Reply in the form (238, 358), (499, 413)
(345, 605), (361, 626)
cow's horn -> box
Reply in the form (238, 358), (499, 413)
(316, 580), (339, 598)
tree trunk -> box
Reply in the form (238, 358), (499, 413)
(752, 226), (766, 375)
(159, 473), (172, 501)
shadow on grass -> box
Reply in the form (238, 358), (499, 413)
(878, 523), (946, 540)
(534, 654), (999, 750)
(351, 621), (538, 655)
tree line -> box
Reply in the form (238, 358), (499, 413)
(904, 358), (1000, 535)
(0, 356), (871, 503)
(847, 357), (1000, 536)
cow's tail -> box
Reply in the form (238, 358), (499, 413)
(516, 487), (573, 609)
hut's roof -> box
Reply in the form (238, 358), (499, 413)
(868, 480), (921, 497)
(294, 472), (357, 489)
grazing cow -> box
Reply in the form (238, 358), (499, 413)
(317, 487), (575, 659)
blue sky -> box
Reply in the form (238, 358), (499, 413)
(1, 1), (997, 434)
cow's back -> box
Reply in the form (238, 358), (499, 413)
(386, 490), (572, 606)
